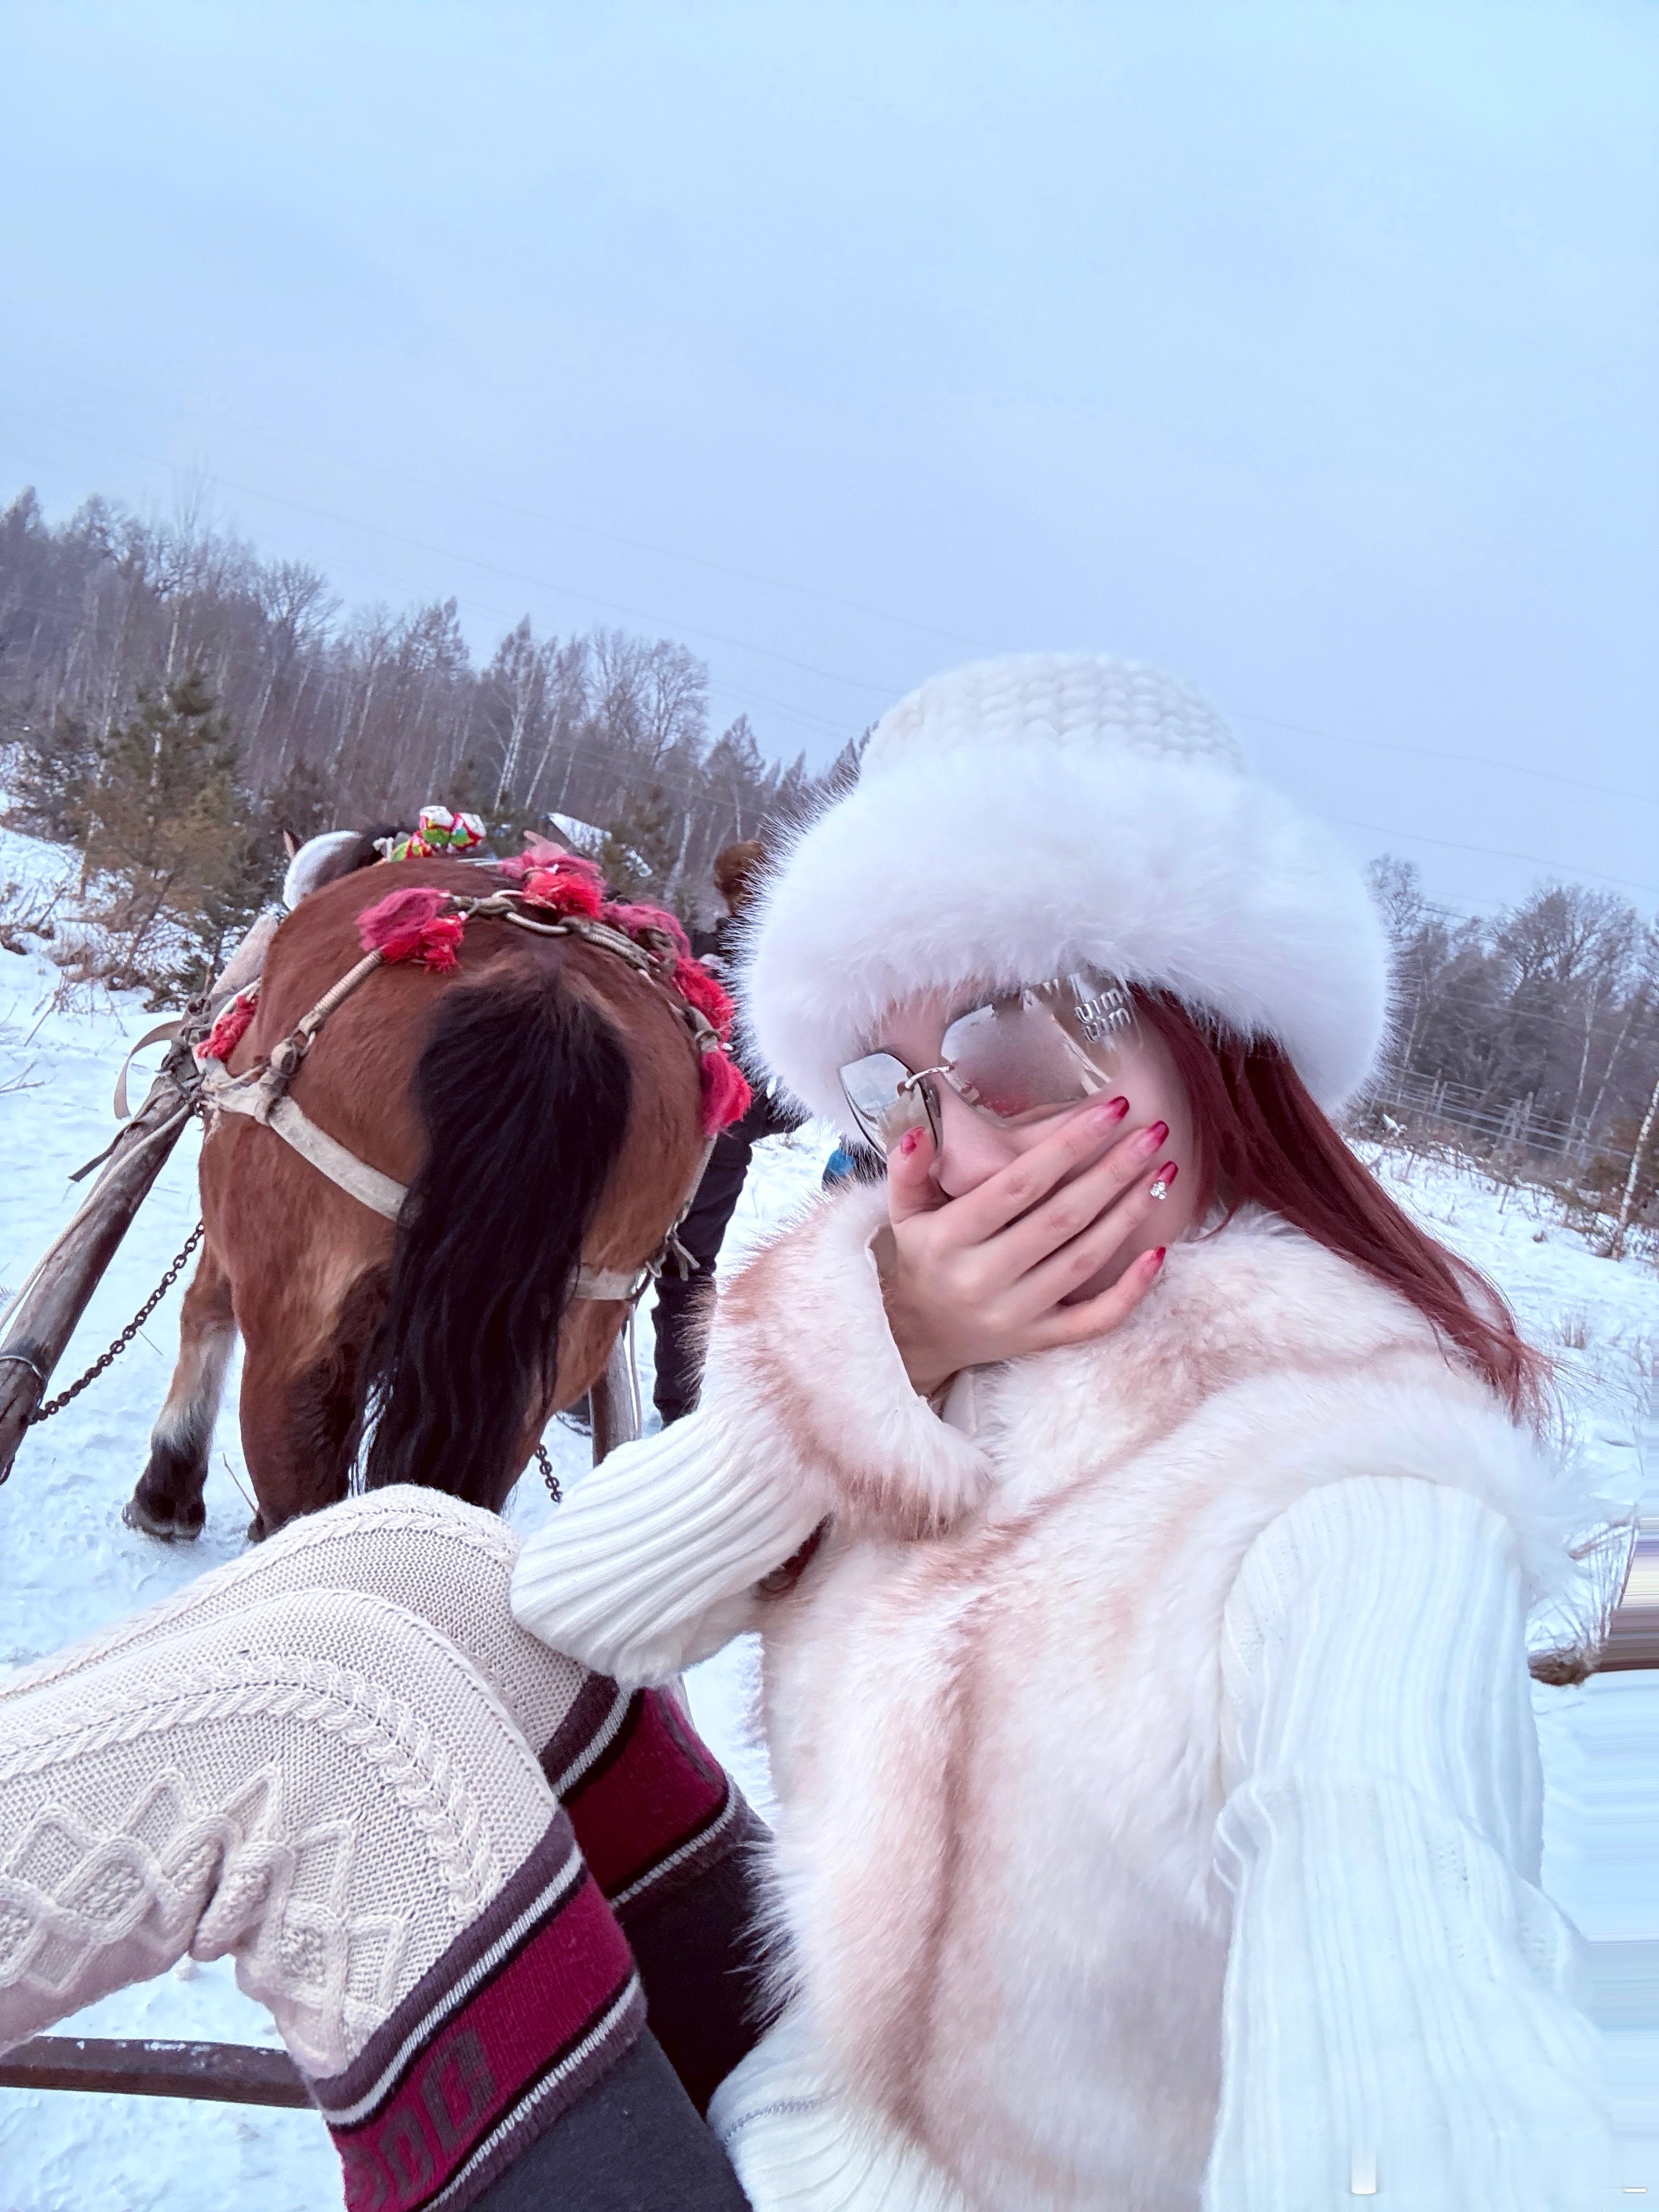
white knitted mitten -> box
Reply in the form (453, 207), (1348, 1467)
(0, 1585), (643, 2210)
(709, 2005), (971, 2212)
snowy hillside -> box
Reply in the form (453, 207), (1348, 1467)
(1, 825), (1654, 2206)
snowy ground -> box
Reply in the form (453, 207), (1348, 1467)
(1, 826), (1655, 2205)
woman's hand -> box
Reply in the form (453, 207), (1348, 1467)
(876, 1102), (1175, 1396)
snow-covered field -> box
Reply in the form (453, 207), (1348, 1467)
(1, 825), (1655, 2205)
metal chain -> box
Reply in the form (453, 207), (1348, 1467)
(533, 1440), (562, 1504)
(27, 1223), (206, 1427)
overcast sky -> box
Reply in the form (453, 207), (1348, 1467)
(3, 1), (1655, 917)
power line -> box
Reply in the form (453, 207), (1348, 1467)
(0, 589), (826, 819)
(5, 444), (1653, 898)
(0, 560), (857, 759)
(1330, 816), (1658, 906)
(1234, 708), (1658, 815)
(1, 415), (909, 701)
(12, 399), (1656, 819)
(39, 361), (986, 656)
(7, 552), (1646, 906)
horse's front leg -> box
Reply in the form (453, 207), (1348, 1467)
(125, 1240), (237, 1541)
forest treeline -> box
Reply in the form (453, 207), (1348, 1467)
(1363, 857), (1657, 1226)
(0, 486), (859, 973)
(0, 484), (1653, 1227)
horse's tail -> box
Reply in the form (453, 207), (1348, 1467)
(359, 958), (632, 1505)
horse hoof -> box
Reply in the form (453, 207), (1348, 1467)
(244, 1515), (270, 1545)
(122, 1495), (204, 1542)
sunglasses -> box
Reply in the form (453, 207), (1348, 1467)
(838, 971), (1139, 1157)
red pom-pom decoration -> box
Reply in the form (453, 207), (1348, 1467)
(699, 1048), (752, 1134)
(356, 885), (467, 971)
(519, 856), (606, 919)
(197, 989), (258, 1063)
(672, 955), (736, 1040)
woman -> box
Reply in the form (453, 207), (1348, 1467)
(0, 654), (1611, 2210)
(510, 654), (1614, 2207)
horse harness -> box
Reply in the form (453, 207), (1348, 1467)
(121, 890), (722, 1305)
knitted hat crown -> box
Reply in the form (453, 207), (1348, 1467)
(863, 654), (1244, 779)
(742, 652), (1389, 1126)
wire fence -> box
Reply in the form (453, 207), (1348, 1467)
(1356, 1070), (1594, 1169)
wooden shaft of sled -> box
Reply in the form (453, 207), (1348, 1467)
(589, 1318), (642, 1464)
(0, 2034), (308, 2107)
(1599, 1528), (1659, 1673)
(0, 1058), (198, 1486)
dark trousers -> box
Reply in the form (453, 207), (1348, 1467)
(472, 2035), (748, 2211)
(475, 1741), (768, 2210)
(651, 1128), (755, 1425)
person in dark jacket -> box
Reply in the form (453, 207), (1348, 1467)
(652, 840), (803, 1424)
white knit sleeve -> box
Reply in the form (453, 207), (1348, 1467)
(509, 1407), (822, 1685)
(1206, 1474), (1613, 2212)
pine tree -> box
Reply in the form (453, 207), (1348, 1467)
(595, 782), (678, 902)
(2, 704), (100, 842)
(78, 665), (264, 994)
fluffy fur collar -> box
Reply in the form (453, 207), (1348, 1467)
(721, 1183), (1596, 1615)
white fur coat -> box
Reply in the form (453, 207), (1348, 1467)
(512, 1187), (1604, 2208)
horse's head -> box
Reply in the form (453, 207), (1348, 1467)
(280, 824), (403, 910)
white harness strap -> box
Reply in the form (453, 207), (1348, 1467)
(200, 1061), (408, 1220)
(200, 1029), (715, 1304)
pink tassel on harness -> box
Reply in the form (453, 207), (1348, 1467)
(603, 901), (690, 960)
(672, 955), (736, 1041)
(356, 885), (466, 972)
(496, 832), (578, 879)
(520, 860), (605, 919)
(197, 989), (258, 1063)
(699, 1048), (752, 1134)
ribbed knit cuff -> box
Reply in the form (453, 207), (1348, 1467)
(1207, 1475), (1614, 2211)
(510, 1408), (822, 1685)
(708, 2011), (969, 2212)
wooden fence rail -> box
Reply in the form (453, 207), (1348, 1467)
(0, 2035), (307, 2107)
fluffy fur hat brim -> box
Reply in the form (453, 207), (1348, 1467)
(743, 739), (1389, 1125)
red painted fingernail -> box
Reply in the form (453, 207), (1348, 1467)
(1147, 1245), (1167, 1268)
(1155, 1160), (1178, 1184)
(1106, 1094), (1130, 1118)
(898, 1127), (921, 1155)
(1137, 1120), (1170, 1152)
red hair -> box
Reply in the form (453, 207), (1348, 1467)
(1133, 989), (1548, 1426)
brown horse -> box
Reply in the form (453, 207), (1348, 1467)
(126, 856), (708, 1541)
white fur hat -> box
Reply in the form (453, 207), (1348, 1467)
(741, 653), (1389, 1128)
